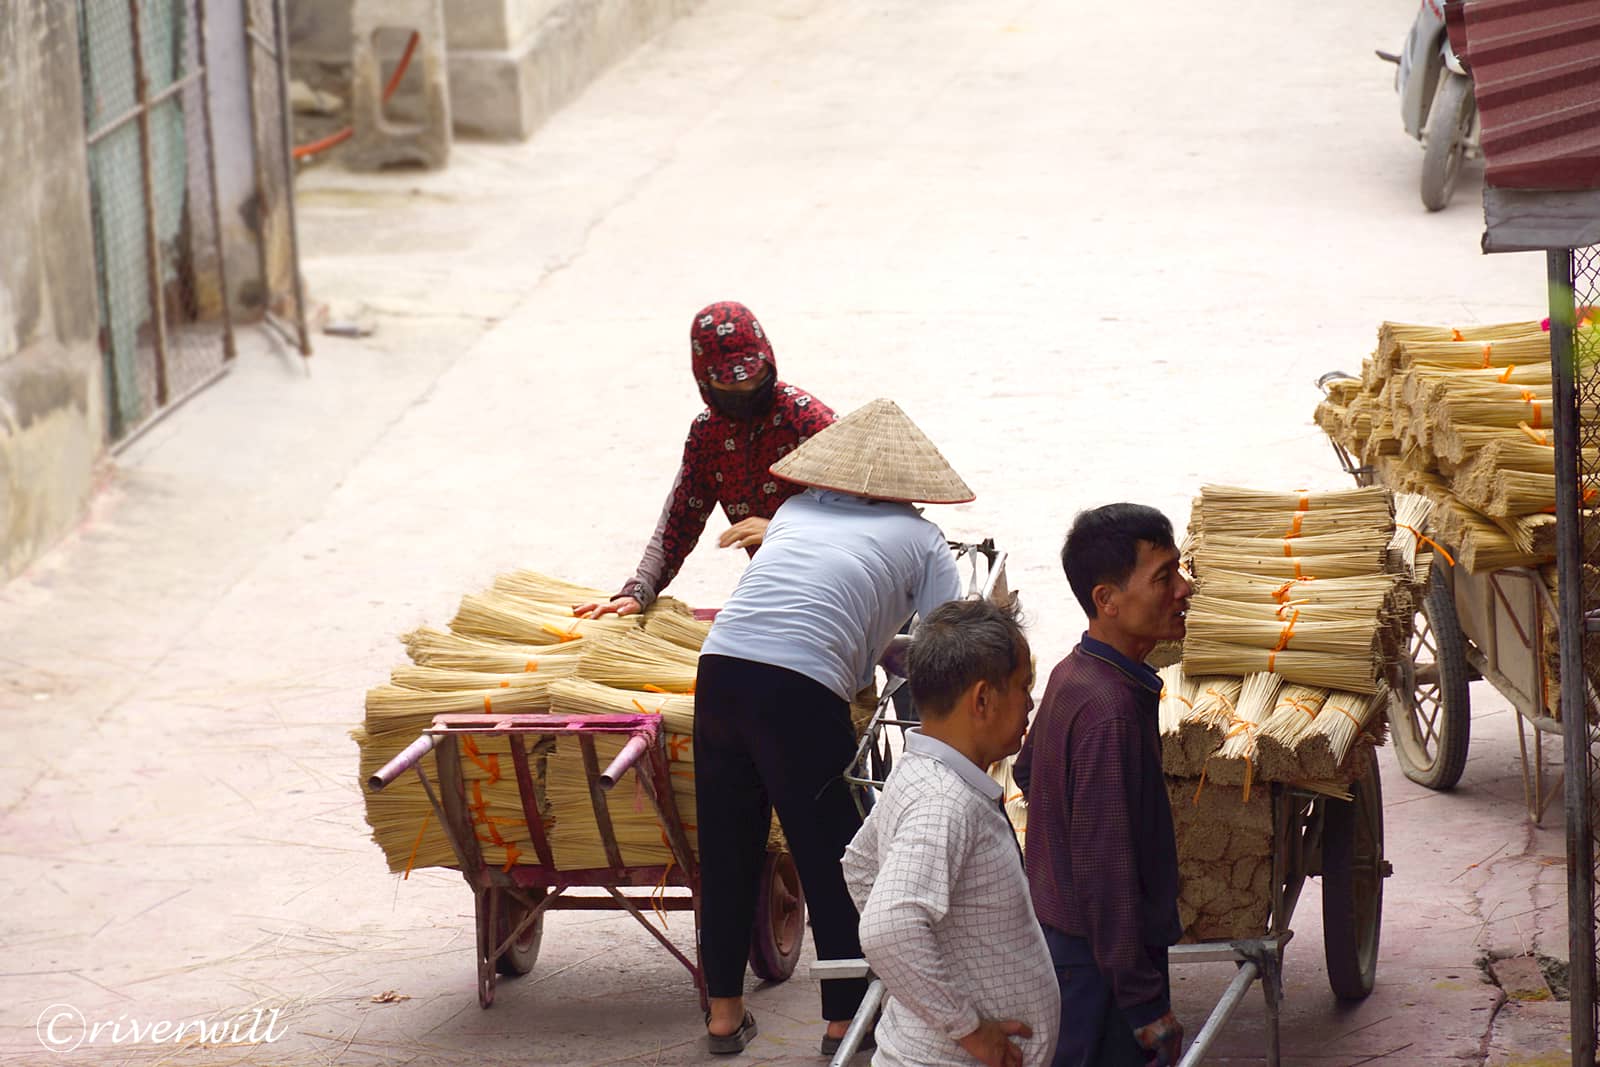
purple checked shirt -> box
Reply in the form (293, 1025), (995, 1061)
(1014, 636), (1183, 1026)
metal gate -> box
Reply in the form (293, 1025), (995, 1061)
(242, 0), (310, 357)
(1550, 246), (1600, 1065)
(79, 0), (236, 443)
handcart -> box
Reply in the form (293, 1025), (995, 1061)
(1166, 751), (1387, 1066)
(368, 710), (805, 1009)
(1319, 370), (1600, 821)
(826, 544), (1389, 1067)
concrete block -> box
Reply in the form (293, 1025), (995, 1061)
(348, 0), (452, 170)
(445, 0), (564, 50)
(448, 0), (700, 141)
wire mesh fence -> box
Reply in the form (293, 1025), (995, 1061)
(79, 0), (236, 444)
(244, 0), (309, 353)
(1555, 244), (1600, 1065)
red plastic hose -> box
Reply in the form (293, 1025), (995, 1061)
(292, 31), (421, 161)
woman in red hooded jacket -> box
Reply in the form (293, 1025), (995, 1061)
(576, 301), (837, 618)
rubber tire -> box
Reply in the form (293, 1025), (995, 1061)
(1389, 572), (1471, 790)
(1322, 747), (1385, 1000)
(748, 851), (806, 982)
(1420, 72), (1474, 211)
(494, 888), (545, 977)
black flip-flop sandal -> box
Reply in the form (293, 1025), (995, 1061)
(819, 1026), (876, 1056)
(707, 1010), (758, 1055)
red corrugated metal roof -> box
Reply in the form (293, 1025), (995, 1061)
(1448, 0), (1600, 190)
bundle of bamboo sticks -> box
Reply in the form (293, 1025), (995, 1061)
(1198, 672), (1282, 789)
(1182, 485), (1413, 695)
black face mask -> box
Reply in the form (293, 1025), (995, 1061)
(711, 374), (777, 421)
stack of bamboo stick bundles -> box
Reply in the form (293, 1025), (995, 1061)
(1182, 485), (1416, 693)
(356, 569), (716, 875)
(1159, 662), (1384, 789)
(1315, 318), (1600, 573)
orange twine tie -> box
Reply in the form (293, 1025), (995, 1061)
(1267, 610), (1299, 672)
(1482, 342), (1494, 368)
(403, 810), (432, 880)
(1396, 523), (1457, 566)
(1521, 390), (1542, 429)
(1451, 328), (1465, 341)
(1280, 697), (1318, 718)
(1328, 703), (1365, 730)
(541, 623), (583, 643)
(464, 736), (502, 784)
(1498, 364), (1515, 383)
(1518, 421), (1550, 446)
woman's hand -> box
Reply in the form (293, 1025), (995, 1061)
(573, 596), (642, 619)
(718, 517), (770, 551)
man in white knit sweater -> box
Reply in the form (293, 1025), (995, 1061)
(844, 598), (1060, 1067)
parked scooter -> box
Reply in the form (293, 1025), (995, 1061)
(1378, 0), (1478, 211)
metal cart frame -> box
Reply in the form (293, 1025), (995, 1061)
(369, 711), (805, 1010)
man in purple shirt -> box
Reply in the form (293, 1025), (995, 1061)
(1014, 504), (1192, 1067)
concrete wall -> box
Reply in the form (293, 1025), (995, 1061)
(287, 0), (701, 141)
(0, 3), (105, 581)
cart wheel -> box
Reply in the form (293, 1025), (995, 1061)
(494, 888), (546, 977)
(1322, 747), (1386, 1000)
(1388, 570), (1471, 790)
(748, 851), (805, 982)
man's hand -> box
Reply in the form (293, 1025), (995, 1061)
(717, 517), (770, 551)
(573, 596), (642, 620)
(957, 1019), (1032, 1067)
(1133, 1011), (1182, 1067)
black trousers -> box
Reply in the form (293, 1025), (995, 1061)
(694, 654), (868, 1021)
(1045, 928), (1165, 1067)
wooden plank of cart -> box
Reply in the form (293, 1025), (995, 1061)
(1318, 372), (1600, 822)
(367, 710), (805, 1009)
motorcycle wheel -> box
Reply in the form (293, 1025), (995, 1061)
(1420, 73), (1474, 212)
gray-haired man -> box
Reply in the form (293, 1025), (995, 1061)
(843, 598), (1060, 1067)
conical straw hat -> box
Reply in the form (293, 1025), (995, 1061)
(770, 399), (974, 504)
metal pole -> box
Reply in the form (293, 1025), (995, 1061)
(191, 0), (237, 359)
(1176, 961), (1261, 1067)
(271, 0), (312, 357)
(127, 0), (172, 406)
(1549, 247), (1596, 1067)
(240, 0), (270, 321)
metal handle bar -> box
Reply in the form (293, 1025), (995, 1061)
(368, 733), (438, 791)
(599, 734), (652, 790)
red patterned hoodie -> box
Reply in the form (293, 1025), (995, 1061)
(616, 302), (836, 608)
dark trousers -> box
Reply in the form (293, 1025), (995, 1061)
(694, 654), (868, 1021)
(1044, 928), (1165, 1067)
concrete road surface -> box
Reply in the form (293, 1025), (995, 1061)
(0, 0), (1576, 1064)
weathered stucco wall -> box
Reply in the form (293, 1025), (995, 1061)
(0, 4), (106, 580)
(287, 0), (701, 141)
